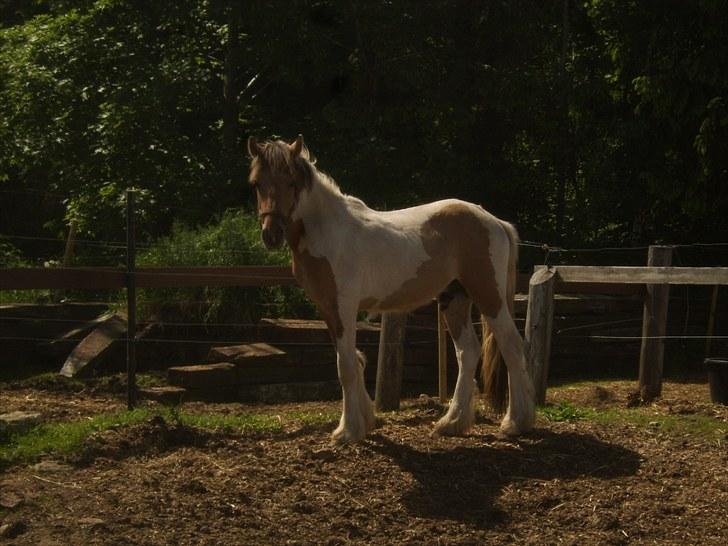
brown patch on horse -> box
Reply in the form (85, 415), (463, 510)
(379, 203), (503, 318)
(286, 217), (306, 252)
(439, 281), (470, 340)
(358, 297), (378, 311)
(287, 219), (344, 340)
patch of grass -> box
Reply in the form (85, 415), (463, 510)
(169, 410), (283, 434)
(0, 408), (154, 468)
(284, 410), (339, 428)
(540, 401), (593, 422)
(591, 408), (727, 437)
(539, 398), (726, 438)
(0, 406), (333, 469)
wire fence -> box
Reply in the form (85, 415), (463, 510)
(2, 193), (727, 350)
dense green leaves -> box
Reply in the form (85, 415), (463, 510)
(1, 0), (726, 261)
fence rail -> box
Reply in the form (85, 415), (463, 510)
(540, 265), (728, 285)
(526, 253), (728, 404)
(0, 265), (296, 290)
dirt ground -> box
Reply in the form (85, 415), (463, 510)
(1, 378), (727, 545)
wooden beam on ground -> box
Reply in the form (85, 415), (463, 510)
(375, 312), (407, 411)
(537, 265), (728, 285)
(524, 266), (556, 405)
(638, 246), (672, 401)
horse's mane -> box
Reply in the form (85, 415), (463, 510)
(256, 139), (367, 210)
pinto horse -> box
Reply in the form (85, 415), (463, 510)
(247, 135), (535, 444)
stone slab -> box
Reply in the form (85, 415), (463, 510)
(0, 411), (42, 436)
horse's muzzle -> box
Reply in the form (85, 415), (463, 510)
(260, 214), (285, 249)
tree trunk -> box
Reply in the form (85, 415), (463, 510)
(222, 4), (242, 173)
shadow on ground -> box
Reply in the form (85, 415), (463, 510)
(366, 428), (641, 529)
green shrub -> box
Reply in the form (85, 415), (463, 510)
(0, 239), (52, 304)
(136, 208), (316, 325)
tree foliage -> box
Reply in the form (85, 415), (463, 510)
(1, 0), (726, 261)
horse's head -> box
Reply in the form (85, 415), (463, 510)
(247, 135), (313, 249)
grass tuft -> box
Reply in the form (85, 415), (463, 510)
(540, 401), (592, 422)
(0, 407), (332, 469)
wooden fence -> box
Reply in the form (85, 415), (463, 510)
(522, 250), (728, 405)
(2, 235), (726, 410)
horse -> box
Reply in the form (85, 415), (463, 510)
(246, 135), (535, 444)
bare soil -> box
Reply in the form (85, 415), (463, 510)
(2, 379), (727, 545)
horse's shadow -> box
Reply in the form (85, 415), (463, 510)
(365, 428), (641, 529)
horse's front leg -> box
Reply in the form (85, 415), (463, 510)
(331, 312), (376, 445)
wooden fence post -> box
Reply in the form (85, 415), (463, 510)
(437, 302), (448, 403)
(524, 266), (556, 405)
(638, 245), (672, 401)
(375, 312), (407, 411)
(705, 285), (719, 358)
(126, 189), (137, 410)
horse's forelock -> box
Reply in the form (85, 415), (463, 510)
(255, 140), (314, 189)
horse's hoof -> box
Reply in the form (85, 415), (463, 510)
(433, 414), (473, 437)
(499, 416), (522, 437)
(331, 426), (365, 445)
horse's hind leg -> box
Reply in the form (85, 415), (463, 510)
(433, 289), (480, 436)
(485, 310), (536, 435)
(461, 261), (535, 436)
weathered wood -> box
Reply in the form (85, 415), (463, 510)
(539, 264), (728, 285)
(133, 266), (296, 288)
(705, 286), (719, 357)
(207, 342), (287, 366)
(59, 312), (127, 378)
(0, 267), (126, 290)
(4, 263), (724, 292)
(638, 246), (672, 401)
(524, 267), (556, 405)
(437, 302), (448, 403)
(0, 265), (296, 290)
(167, 363), (237, 390)
(375, 312), (407, 411)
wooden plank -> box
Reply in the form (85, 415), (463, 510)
(134, 266), (296, 288)
(539, 265), (728, 285)
(638, 246), (672, 401)
(375, 312), (407, 411)
(0, 265), (296, 290)
(524, 267), (556, 405)
(0, 267), (126, 290)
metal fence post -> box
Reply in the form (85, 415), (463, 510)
(126, 189), (137, 410)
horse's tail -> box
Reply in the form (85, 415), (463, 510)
(481, 219), (519, 414)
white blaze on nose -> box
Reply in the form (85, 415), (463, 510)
(261, 214), (276, 232)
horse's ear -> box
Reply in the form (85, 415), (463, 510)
(247, 136), (263, 158)
(289, 134), (304, 157)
